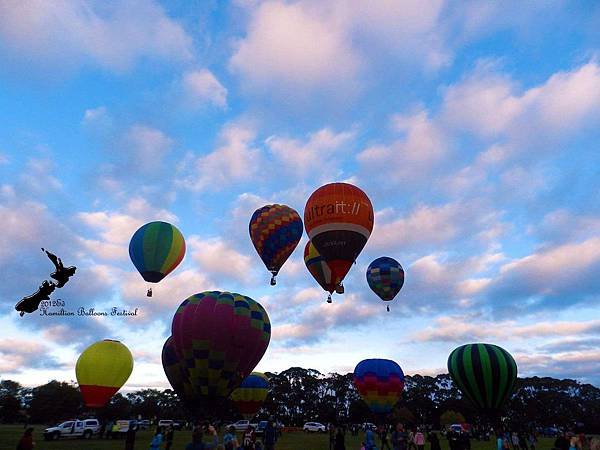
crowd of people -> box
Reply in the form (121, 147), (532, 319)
(14, 419), (600, 450)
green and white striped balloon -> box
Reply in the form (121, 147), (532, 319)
(447, 343), (517, 412)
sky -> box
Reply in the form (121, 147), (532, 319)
(0, 0), (599, 391)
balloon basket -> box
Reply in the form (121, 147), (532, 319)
(327, 294), (332, 304)
(386, 305), (390, 312)
(270, 275), (276, 286)
(146, 288), (153, 297)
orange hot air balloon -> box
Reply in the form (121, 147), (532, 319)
(76, 339), (134, 408)
(304, 183), (374, 297)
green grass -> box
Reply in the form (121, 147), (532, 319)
(0, 425), (559, 450)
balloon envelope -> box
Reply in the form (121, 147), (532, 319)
(304, 183), (374, 284)
(171, 291), (271, 413)
(303, 240), (338, 294)
(353, 358), (405, 415)
(129, 221), (185, 283)
(447, 343), (517, 413)
(249, 204), (303, 281)
(230, 372), (270, 419)
(162, 336), (195, 407)
(366, 257), (405, 302)
(76, 339), (133, 408)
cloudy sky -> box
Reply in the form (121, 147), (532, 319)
(1, 0), (599, 391)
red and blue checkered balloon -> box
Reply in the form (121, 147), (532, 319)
(366, 257), (405, 302)
(353, 358), (405, 414)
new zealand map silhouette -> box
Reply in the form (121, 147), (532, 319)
(14, 248), (77, 317)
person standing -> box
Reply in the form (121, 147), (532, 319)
(223, 425), (239, 450)
(106, 420), (114, 439)
(186, 425), (219, 450)
(365, 427), (376, 450)
(164, 425), (174, 450)
(380, 425), (391, 450)
(429, 432), (441, 450)
(334, 426), (346, 450)
(125, 421), (137, 450)
(527, 433), (537, 450)
(414, 429), (425, 450)
(330, 424), (337, 450)
(512, 432), (520, 450)
(150, 426), (164, 450)
(16, 427), (35, 450)
(243, 425), (255, 450)
(264, 418), (278, 450)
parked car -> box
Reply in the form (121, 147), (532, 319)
(303, 422), (326, 432)
(225, 420), (257, 431)
(362, 423), (377, 431)
(44, 419), (100, 440)
(138, 419), (151, 430)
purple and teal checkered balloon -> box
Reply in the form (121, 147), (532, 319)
(366, 257), (405, 303)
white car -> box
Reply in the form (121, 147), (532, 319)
(303, 422), (326, 432)
(226, 420), (257, 431)
(44, 419), (100, 440)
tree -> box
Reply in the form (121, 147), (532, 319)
(28, 380), (82, 424)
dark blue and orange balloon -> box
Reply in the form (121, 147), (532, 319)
(353, 358), (405, 415)
(249, 204), (303, 285)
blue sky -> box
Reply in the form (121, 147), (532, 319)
(1, 1), (600, 391)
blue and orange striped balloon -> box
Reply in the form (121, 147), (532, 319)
(353, 358), (405, 415)
(230, 372), (270, 419)
(129, 221), (186, 283)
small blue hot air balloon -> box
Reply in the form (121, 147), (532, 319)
(366, 257), (405, 311)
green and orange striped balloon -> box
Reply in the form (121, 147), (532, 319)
(129, 221), (185, 283)
(447, 343), (517, 413)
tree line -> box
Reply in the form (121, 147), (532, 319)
(1, 368), (598, 432)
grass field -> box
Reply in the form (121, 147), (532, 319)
(0, 425), (559, 450)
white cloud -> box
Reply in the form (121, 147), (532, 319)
(369, 201), (505, 251)
(230, 1), (361, 94)
(124, 125), (174, 173)
(489, 237), (600, 306)
(181, 69), (228, 108)
(442, 61), (600, 143)
(266, 128), (355, 179)
(412, 316), (600, 343)
(189, 236), (255, 284)
(0, 0), (193, 72)
(357, 109), (448, 184)
(177, 122), (260, 192)
(19, 158), (62, 194)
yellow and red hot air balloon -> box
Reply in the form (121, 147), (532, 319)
(76, 339), (133, 408)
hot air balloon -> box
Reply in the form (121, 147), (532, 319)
(162, 336), (196, 407)
(249, 204), (303, 285)
(170, 291), (271, 416)
(76, 339), (133, 408)
(129, 221), (185, 297)
(230, 372), (270, 419)
(353, 359), (405, 415)
(304, 183), (374, 298)
(447, 343), (517, 414)
(304, 240), (344, 302)
(366, 257), (405, 312)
